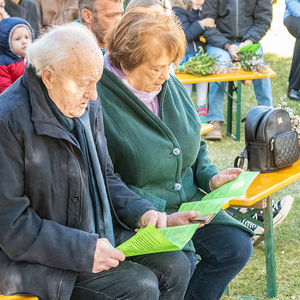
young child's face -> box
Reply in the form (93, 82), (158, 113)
(191, 0), (205, 9)
(0, 0), (5, 22)
(11, 26), (31, 57)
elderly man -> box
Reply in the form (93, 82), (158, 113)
(0, 22), (196, 300)
(78, 0), (123, 49)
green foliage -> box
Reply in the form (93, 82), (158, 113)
(239, 50), (263, 71)
(184, 47), (218, 76)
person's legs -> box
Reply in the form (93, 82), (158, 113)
(206, 45), (231, 123)
(185, 224), (253, 300)
(251, 46), (273, 107)
(183, 83), (193, 96)
(284, 15), (300, 98)
(130, 250), (191, 300)
(196, 82), (208, 123)
(70, 260), (160, 300)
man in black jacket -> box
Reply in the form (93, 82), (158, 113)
(202, 0), (273, 141)
(0, 22), (197, 300)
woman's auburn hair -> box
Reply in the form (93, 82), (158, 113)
(105, 7), (186, 72)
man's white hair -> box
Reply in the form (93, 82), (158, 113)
(26, 22), (102, 77)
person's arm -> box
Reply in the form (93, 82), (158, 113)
(0, 64), (13, 93)
(172, 7), (206, 42)
(0, 118), (98, 273)
(201, 0), (233, 49)
(242, 0), (272, 43)
(285, 0), (300, 17)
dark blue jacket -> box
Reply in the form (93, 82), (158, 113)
(0, 66), (156, 300)
(172, 6), (206, 55)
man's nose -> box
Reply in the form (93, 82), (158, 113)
(88, 84), (98, 101)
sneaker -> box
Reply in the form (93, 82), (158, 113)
(253, 195), (294, 245)
(196, 105), (208, 124)
(205, 121), (222, 141)
(241, 218), (258, 232)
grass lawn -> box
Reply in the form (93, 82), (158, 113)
(193, 53), (300, 299)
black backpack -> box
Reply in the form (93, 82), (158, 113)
(234, 106), (299, 173)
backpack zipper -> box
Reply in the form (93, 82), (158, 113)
(270, 138), (274, 151)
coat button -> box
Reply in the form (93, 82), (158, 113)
(174, 183), (182, 191)
(173, 148), (180, 156)
(72, 195), (80, 203)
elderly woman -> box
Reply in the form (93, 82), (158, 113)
(97, 8), (253, 300)
(0, 22), (196, 300)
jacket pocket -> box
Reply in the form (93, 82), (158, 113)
(243, 1), (256, 16)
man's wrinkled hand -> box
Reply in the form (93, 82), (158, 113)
(226, 44), (240, 60)
(209, 168), (244, 191)
(92, 238), (125, 273)
(138, 210), (167, 230)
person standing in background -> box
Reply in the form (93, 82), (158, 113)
(4, 0), (40, 38)
(33, 0), (78, 31)
(284, 0), (300, 101)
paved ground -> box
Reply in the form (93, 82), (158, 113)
(261, 0), (295, 58)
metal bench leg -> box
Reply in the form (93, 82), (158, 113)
(227, 82), (233, 138)
(264, 196), (277, 298)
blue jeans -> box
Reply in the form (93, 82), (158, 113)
(185, 224), (253, 300)
(206, 44), (273, 122)
(70, 250), (191, 300)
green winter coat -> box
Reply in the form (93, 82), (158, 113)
(97, 69), (253, 251)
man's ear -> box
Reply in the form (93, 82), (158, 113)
(42, 68), (54, 90)
(82, 8), (94, 27)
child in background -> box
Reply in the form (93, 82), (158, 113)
(172, 0), (215, 123)
(0, 17), (33, 93)
(0, 0), (6, 21)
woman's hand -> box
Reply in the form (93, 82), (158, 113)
(200, 18), (216, 28)
(209, 168), (244, 191)
(167, 211), (204, 229)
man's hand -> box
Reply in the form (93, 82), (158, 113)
(92, 238), (125, 273)
(238, 39), (253, 50)
(200, 18), (216, 28)
(138, 210), (167, 229)
(226, 44), (240, 60)
(167, 211), (204, 229)
(209, 168), (244, 191)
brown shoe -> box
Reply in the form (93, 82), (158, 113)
(241, 79), (252, 86)
(206, 121), (222, 141)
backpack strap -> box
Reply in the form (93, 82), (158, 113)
(234, 147), (248, 169)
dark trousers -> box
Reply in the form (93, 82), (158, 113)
(284, 15), (300, 90)
(70, 250), (191, 300)
(185, 225), (253, 300)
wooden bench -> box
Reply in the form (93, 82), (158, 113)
(0, 296), (38, 300)
(175, 67), (276, 141)
(200, 123), (213, 135)
(226, 159), (300, 298)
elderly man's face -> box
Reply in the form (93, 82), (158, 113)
(45, 54), (103, 118)
(92, 0), (123, 46)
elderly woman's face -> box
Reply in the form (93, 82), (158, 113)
(44, 55), (103, 118)
(124, 52), (171, 93)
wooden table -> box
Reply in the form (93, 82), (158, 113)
(226, 159), (300, 298)
(175, 67), (276, 141)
